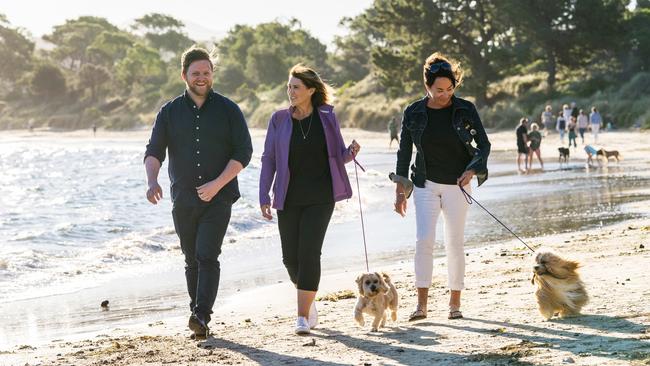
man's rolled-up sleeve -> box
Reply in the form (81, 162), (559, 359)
(228, 103), (253, 168)
(144, 106), (169, 163)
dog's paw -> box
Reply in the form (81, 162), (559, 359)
(371, 327), (378, 332)
(354, 312), (365, 327)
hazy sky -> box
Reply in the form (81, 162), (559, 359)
(2, 0), (373, 46)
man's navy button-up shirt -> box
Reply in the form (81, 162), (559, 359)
(145, 89), (253, 206)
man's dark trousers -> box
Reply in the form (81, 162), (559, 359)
(172, 201), (231, 320)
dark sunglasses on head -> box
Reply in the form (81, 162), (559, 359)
(426, 61), (452, 75)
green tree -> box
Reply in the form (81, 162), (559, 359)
(350, 0), (511, 106)
(245, 44), (290, 86)
(625, 7), (650, 71)
(638, 0), (650, 8)
(329, 18), (372, 85)
(215, 61), (248, 95)
(0, 14), (35, 83)
(30, 63), (67, 98)
(214, 24), (254, 94)
(132, 13), (193, 55)
(86, 31), (134, 67)
(115, 43), (165, 90)
(215, 20), (330, 93)
(78, 63), (111, 101)
(44, 16), (119, 70)
(498, 0), (627, 92)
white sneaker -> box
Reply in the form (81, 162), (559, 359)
(295, 316), (310, 334)
(308, 301), (318, 329)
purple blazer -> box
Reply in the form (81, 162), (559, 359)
(259, 104), (355, 210)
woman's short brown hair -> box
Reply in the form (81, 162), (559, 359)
(289, 64), (329, 107)
(423, 52), (463, 89)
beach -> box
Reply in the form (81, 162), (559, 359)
(1, 128), (649, 365)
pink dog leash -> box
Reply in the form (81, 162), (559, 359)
(353, 158), (370, 272)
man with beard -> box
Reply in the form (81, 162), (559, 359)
(144, 46), (253, 338)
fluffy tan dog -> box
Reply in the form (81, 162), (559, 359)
(532, 249), (589, 320)
(354, 272), (398, 331)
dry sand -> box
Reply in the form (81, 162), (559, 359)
(2, 128), (649, 365)
(4, 219), (649, 366)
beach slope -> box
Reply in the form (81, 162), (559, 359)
(4, 217), (649, 365)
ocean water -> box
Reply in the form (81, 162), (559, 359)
(0, 134), (391, 303)
(0, 131), (649, 347)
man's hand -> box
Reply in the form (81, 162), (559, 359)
(146, 181), (163, 204)
(261, 204), (273, 220)
(196, 180), (222, 202)
(394, 184), (407, 217)
(457, 169), (475, 187)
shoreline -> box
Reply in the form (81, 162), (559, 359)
(3, 216), (649, 365)
(1, 128), (649, 365)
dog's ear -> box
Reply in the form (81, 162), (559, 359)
(563, 260), (580, 272)
(381, 272), (391, 284)
(356, 275), (365, 295)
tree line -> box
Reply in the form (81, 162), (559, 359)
(0, 0), (649, 130)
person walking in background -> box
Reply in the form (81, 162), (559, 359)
(567, 116), (578, 149)
(562, 103), (573, 123)
(556, 112), (567, 143)
(541, 105), (553, 136)
(589, 106), (602, 143)
(144, 46), (253, 339)
(562, 103), (572, 136)
(259, 64), (360, 335)
(394, 52), (490, 322)
(577, 109), (589, 144)
(570, 101), (579, 120)
(527, 123), (544, 170)
(516, 117), (530, 173)
(388, 116), (399, 148)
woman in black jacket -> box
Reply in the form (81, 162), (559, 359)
(394, 52), (491, 321)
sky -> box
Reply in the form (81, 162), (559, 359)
(1, 0), (373, 46)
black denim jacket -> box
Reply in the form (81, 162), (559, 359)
(395, 95), (491, 188)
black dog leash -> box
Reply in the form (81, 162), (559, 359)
(459, 185), (536, 253)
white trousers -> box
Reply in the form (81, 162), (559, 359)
(591, 123), (600, 143)
(413, 180), (470, 291)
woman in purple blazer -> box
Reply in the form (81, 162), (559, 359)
(259, 64), (360, 335)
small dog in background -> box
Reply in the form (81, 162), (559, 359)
(558, 147), (570, 164)
(597, 149), (622, 162)
(532, 249), (589, 320)
(354, 272), (398, 331)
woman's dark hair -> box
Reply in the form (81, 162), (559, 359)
(181, 46), (214, 75)
(289, 64), (329, 107)
(423, 52), (463, 89)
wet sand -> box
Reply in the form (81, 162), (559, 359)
(1, 128), (649, 365)
(4, 218), (649, 365)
